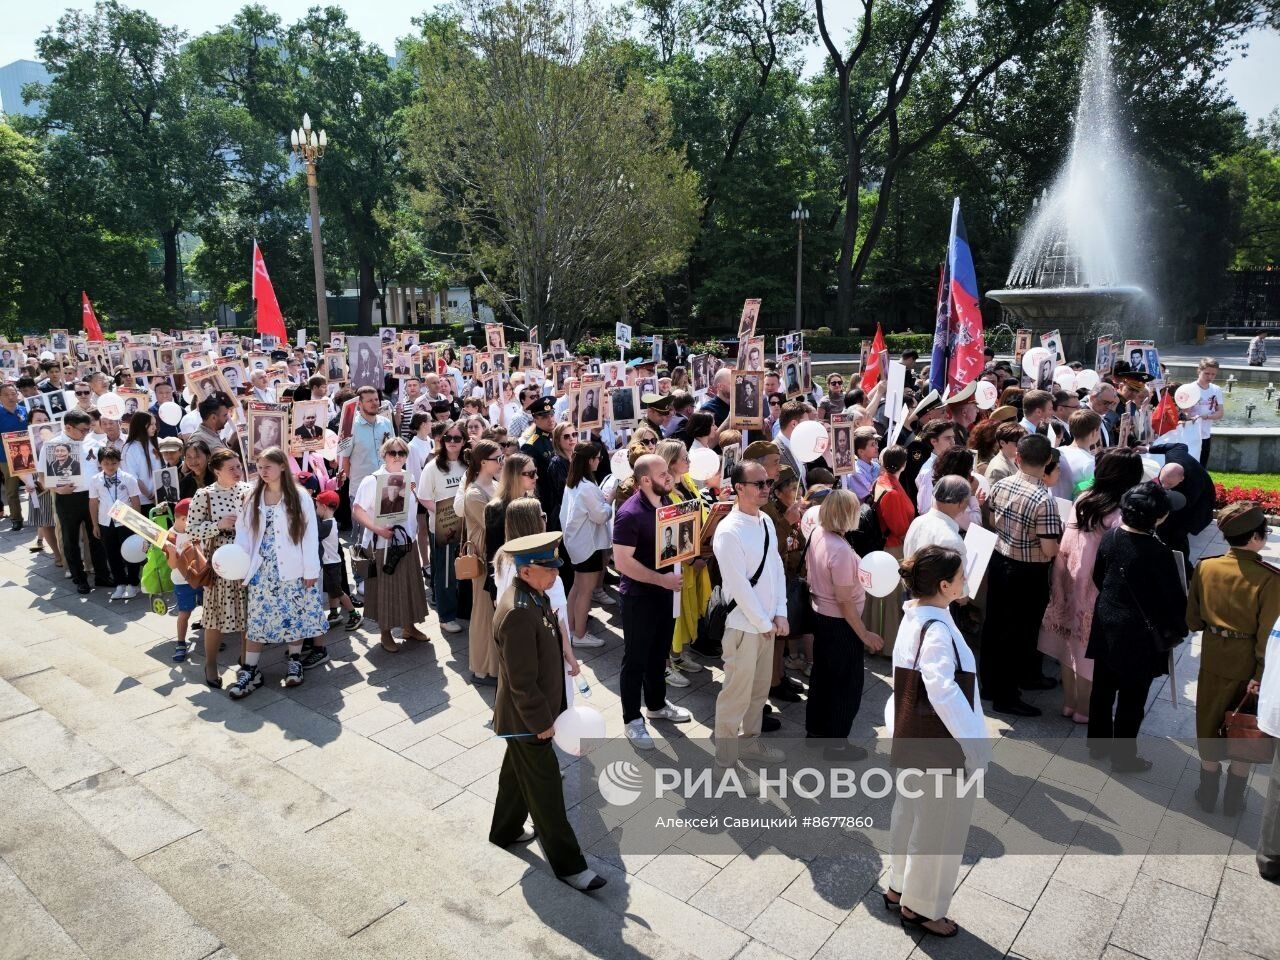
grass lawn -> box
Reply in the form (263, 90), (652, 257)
(1213, 471), (1280, 492)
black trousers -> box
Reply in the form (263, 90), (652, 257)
(56, 492), (111, 587)
(979, 553), (1051, 704)
(1199, 437), (1211, 469)
(806, 613), (863, 739)
(1087, 659), (1153, 760)
(620, 593), (673, 723)
(489, 739), (587, 878)
(102, 523), (140, 587)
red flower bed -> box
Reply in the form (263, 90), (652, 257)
(1215, 483), (1280, 513)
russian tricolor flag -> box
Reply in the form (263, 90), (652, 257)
(930, 198), (985, 394)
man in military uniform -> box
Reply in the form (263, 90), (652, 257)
(489, 533), (606, 892)
(899, 391), (947, 504)
(1187, 502), (1280, 815)
(520, 394), (556, 503)
(641, 392), (673, 437)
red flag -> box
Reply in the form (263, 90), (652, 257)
(1152, 387), (1179, 437)
(251, 241), (287, 343)
(860, 323), (887, 392)
(81, 291), (104, 342)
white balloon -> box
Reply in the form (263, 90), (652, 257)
(1174, 382), (1202, 410)
(552, 704), (606, 757)
(1141, 457), (1161, 482)
(974, 381), (998, 410)
(63, 390), (78, 411)
(790, 420), (830, 462)
(120, 535), (149, 565)
(322, 428), (340, 462)
(610, 447), (633, 482)
(800, 504), (821, 541)
(1021, 347), (1051, 376)
(158, 401), (184, 426)
(96, 393), (125, 420)
(211, 544), (251, 581)
(1076, 369), (1100, 391)
(179, 411), (202, 434)
(859, 550), (901, 598)
(1053, 370), (1077, 393)
(688, 446), (720, 482)
(973, 472), (991, 497)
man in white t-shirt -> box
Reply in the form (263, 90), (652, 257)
(1053, 409), (1102, 501)
(1189, 358), (1224, 469)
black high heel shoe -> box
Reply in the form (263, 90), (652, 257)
(205, 674), (223, 689)
(880, 889), (902, 912)
(899, 908), (959, 938)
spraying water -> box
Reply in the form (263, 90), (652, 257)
(1005, 11), (1146, 291)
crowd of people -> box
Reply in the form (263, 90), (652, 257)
(0, 332), (1276, 921)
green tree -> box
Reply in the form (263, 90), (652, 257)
(405, 0), (700, 344)
(30, 0), (233, 308)
(1220, 110), (1280, 269)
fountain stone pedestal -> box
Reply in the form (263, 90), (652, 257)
(986, 285), (1145, 363)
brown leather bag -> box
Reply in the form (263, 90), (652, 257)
(1221, 690), (1274, 764)
(172, 539), (213, 589)
(454, 541), (484, 581)
(891, 620), (975, 770)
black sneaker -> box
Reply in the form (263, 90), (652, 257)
(992, 699), (1042, 718)
(284, 656), (305, 687)
(9, 520), (22, 533)
(769, 683), (802, 703)
(300, 646), (329, 670)
(171, 640), (189, 663)
(761, 712), (782, 733)
(345, 611), (364, 631)
(327, 610), (343, 628)
(227, 666), (263, 700)
(76, 582), (91, 595)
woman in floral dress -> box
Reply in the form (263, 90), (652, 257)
(227, 446), (326, 699)
(185, 448), (251, 687)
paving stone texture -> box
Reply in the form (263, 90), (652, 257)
(0, 521), (1276, 960)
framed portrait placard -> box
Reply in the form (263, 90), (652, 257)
(2, 431), (36, 477)
(729, 370), (764, 431)
(484, 323), (507, 355)
(698, 501), (733, 558)
(578, 374), (604, 431)
(830, 413), (854, 476)
(374, 472), (409, 525)
(108, 500), (168, 548)
(292, 399), (328, 452)
(610, 386), (639, 428)
(656, 499), (701, 570)
(245, 401), (290, 462)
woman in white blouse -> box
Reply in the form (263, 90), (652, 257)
(120, 411), (161, 508)
(560, 442), (611, 648)
(884, 545), (989, 939)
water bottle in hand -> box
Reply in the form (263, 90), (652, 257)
(576, 674), (592, 698)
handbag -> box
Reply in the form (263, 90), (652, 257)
(1123, 566), (1186, 653)
(174, 538), (213, 589)
(784, 534), (813, 637)
(890, 620), (975, 770)
(455, 541), (484, 581)
(701, 524), (772, 649)
(1221, 690), (1274, 764)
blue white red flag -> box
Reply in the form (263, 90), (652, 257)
(930, 198), (985, 394)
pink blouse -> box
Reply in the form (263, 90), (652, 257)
(808, 529), (866, 619)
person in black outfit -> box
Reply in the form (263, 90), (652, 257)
(1087, 482), (1188, 771)
(1149, 440), (1215, 573)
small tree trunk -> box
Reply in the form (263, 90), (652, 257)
(162, 226), (180, 305)
(356, 257), (378, 336)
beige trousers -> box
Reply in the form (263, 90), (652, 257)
(714, 627), (774, 765)
(887, 775), (977, 920)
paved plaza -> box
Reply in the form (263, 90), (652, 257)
(1, 521), (1278, 960)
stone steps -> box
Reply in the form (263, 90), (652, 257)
(0, 630), (712, 960)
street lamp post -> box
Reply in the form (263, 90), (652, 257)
(290, 114), (330, 344)
(791, 203), (809, 332)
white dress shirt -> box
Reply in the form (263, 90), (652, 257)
(903, 508), (966, 563)
(560, 479), (612, 564)
(87, 470), (140, 525)
(121, 441), (159, 502)
(888, 602), (990, 771)
(1259, 619), (1280, 738)
(915, 455), (936, 514)
(712, 508), (787, 636)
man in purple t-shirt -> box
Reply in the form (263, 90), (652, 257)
(612, 454), (693, 749)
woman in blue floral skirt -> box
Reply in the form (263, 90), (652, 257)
(227, 446), (326, 699)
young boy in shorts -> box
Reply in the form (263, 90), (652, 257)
(303, 491), (361, 669)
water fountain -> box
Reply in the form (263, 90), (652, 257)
(987, 12), (1149, 361)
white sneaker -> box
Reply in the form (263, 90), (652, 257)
(643, 701), (692, 724)
(592, 588), (616, 606)
(110, 585), (126, 600)
(664, 666), (690, 688)
(739, 739), (785, 762)
(672, 651), (703, 673)
(572, 632), (605, 648)
(440, 620), (464, 634)
(626, 719), (654, 750)
(124, 585), (138, 600)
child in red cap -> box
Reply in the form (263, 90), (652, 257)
(303, 490), (361, 668)
(167, 498), (203, 663)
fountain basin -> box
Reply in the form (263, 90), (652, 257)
(987, 285), (1147, 361)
